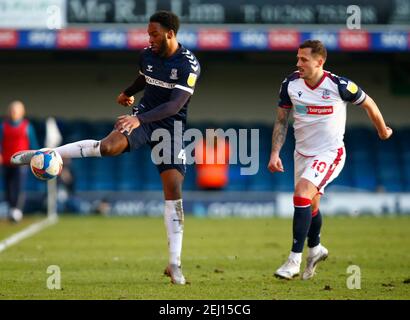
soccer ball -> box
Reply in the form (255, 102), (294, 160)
(30, 148), (63, 180)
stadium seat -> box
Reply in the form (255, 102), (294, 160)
(226, 164), (249, 191)
(116, 152), (143, 190)
(374, 134), (403, 192)
(139, 147), (162, 190)
(18, 121), (410, 193)
(89, 157), (117, 190)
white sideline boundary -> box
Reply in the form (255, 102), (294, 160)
(0, 215), (58, 253)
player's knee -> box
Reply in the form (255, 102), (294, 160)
(100, 141), (117, 156)
(293, 189), (312, 200)
(294, 180), (317, 200)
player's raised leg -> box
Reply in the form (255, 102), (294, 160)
(302, 193), (328, 280)
(161, 169), (186, 285)
(11, 130), (129, 165)
(275, 178), (317, 279)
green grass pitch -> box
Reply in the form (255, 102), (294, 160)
(0, 215), (409, 299)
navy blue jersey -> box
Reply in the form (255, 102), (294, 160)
(134, 44), (201, 130)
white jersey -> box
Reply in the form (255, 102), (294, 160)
(278, 71), (366, 156)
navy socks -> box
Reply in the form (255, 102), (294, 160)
(307, 209), (322, 248)
(291, 196), (312, 253)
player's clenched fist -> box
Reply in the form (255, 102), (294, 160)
(117, 92), (135, 107)
(268, 152), (284, 173)
(379, 126), (393, 140)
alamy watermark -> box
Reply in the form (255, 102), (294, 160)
(46, 5), (63, 29)
(150, 121), (260, 175)
(346, 265), (361, 289)
(47, 265), (61, 290)
(347, 5), (361, 30)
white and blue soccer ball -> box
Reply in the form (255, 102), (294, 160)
(30, 148), (63, 180)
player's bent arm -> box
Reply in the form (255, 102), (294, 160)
(268, 107), (290, 173)
(123, 75), (146, 97)
(360, 95), (393, 140)
(271, 107), (291, 155)
(137, 89), (191, 123)
(118, 76), (146, 107)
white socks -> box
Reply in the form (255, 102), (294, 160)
(289, 245), (323, 263)
(308, 244), (322, 257)
(164, 199), (184, 266)
(289, 251), (302, 264)
(55, 140), (101, 158)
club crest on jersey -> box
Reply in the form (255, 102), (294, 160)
(322, 89), (330, 99)
(298, 91), (303, 97)
(170, 68), (178, 80)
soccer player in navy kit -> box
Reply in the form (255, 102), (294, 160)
(13, 11), (200, 285)
(268, 40), (392, 280)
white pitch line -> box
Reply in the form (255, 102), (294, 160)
(0, 215), (58, 253)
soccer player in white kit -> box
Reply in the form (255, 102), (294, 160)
(268, 40), (393, 280)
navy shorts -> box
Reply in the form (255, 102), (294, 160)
(122, 122), (186, 176)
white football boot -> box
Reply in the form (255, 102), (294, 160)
(164, 264), (186, 285)
(274, 258), (301, 280)
(302, 245), (329, 280)
(11, 150), (36, 165)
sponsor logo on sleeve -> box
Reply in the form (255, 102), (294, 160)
(347, 81), (358, 94)
(187, 73), (197, 87)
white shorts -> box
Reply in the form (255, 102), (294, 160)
(294, 147), (346, 194)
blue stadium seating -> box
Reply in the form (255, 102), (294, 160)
(1, 120), (409, 194)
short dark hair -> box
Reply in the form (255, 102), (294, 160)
(149, 11), (180, 35)
(299, 40), (327, 60)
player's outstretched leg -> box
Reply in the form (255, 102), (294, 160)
(11, 130), (129, 165)
(161, 169), (186, 285)
(11, 150), (37, 165)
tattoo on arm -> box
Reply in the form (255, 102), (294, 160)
(271, 108), (290, 153)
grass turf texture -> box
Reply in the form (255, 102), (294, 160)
(0, 215), (409, 299)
